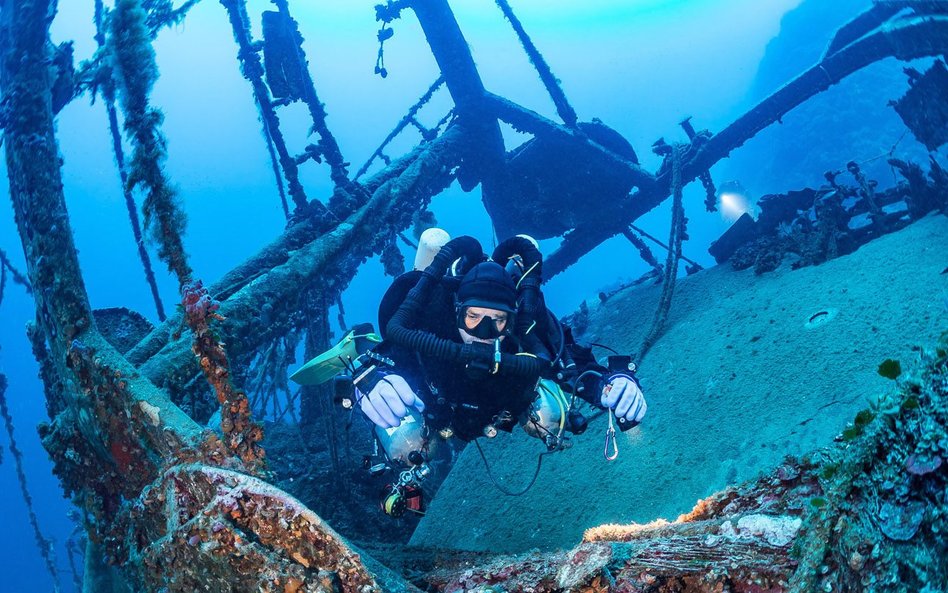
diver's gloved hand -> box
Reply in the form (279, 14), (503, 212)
(601, 374), (646, 428)
(357, 374), (425, 429)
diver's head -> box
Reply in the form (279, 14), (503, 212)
(456, 261), (517, 344)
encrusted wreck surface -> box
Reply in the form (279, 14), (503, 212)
(414, 339), (948, 592)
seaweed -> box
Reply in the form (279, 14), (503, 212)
(879, 358), (903, 380)
(108, 0), (192, 285)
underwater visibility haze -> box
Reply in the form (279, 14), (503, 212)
(0, 0), (946, 591)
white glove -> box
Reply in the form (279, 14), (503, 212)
(358, 374), (425, 429)
(601, 375), (647, 427)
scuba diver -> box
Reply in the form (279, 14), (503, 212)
(291, 229), (646, 516)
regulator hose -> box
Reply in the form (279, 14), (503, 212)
(492, 235), (544, 337)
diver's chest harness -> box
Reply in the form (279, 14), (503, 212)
(410, 341), (535, 442)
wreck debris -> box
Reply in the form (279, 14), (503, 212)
(244, 330), (301, 422)
(181, 280), (265, 468)
(708, 213), (756, 265)
(355, 76), (447, 180)
(220, 0), (310, 214)
(621, 227), (662, 280)
(93, 307), (155, 355)
(892, 59), (948, 152)
(719, 154), (946, 274)
(889, 156), (944, 217)
(848, 160), (886, 232)
(224, 0), (359, 218)
(678, 116), (719, 213)
(142, 0), (203, 34)
(261, 9), (305, 102)
(123, 464), (402, 593)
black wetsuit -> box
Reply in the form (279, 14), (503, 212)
(376, 270), (553, 441)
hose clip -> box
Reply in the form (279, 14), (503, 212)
(604, 409), (619, 461)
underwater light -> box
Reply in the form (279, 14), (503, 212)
(718, 191), (752, 222)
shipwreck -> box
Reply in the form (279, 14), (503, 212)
(0, 0), (946, 591)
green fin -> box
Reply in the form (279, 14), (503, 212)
(289, 326), (381, 386)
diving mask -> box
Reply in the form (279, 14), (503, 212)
(457, 306), (513, 341)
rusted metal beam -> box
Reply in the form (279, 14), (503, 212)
(125, 145), (423, 366)
(543, 14), (948, 280)
(136, 127), (465, 391)
(410, 0), (508, 192)
(483, 92), (657, 191)
(220, 0), (309, 211)
(493, 0), (579, 128)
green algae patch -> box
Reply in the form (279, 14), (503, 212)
(878, 358), (902, 380)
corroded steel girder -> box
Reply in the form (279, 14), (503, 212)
(0, 2), (422, 590)
(542, 12), (948, 279)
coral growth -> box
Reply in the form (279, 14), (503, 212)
(123, 464), (387, 593)
(181, 280), (265, 469)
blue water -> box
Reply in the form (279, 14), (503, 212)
(1, 0), (929, 590)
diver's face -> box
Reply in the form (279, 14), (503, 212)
(458, 306), (508, 344)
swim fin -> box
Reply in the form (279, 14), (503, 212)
(289, 322), (382, 386)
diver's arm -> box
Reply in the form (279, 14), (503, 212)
(556, 331), (647, 427)
(352, 334), (433, 429)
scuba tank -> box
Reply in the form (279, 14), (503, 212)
(414, 227), (450, 271)
(373, 408), (432, 466)
(290, 322), (435, 517)
(374, 408), (433, 518)
(521, 379), (569, 448)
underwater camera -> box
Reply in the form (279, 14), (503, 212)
(290, 323), (434, 517)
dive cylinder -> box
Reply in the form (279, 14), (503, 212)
(374, 408), (432, 466)
(413, 227), (450, 271)
(521, 379), (569, 443)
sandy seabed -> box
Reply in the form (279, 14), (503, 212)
(410, 213), (948, 553)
